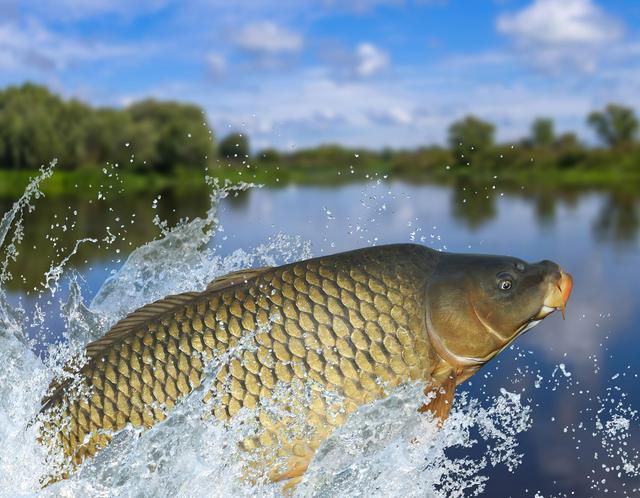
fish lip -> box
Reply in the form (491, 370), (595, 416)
(542, 270), (573, 320)
(530, 303), (563, 323)
(536, 304), (557, 319)
(559, 270), (573, 319)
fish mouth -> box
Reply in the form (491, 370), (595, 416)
(518, 270), (573, 335)
(537, 270), (573, 320)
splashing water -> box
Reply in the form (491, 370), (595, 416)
(0, 166), (637, 497)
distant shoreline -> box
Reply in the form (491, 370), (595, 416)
(1, 159), (639, 200)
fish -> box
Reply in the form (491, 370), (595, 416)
(38, 243), (573, 487)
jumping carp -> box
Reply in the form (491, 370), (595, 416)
(39, 244), (573, 487)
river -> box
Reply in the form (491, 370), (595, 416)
(0, 170), (638, 497)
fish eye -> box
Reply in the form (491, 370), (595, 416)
(497, 272), (514, 291)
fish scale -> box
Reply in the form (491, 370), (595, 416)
(41, 244), (438, 479)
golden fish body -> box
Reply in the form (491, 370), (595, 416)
(41, 242), (573, 486)
(41, 244), (438, 480)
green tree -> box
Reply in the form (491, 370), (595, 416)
(0, 84), (66, 169)
(127, 99), (215, 172)
(83, 108), (136, 166)
(448, 115), (495, 164)
(587, 104), (638, 147)
(58, 99), (93, 169)
(531, 118), (555, 147)
(218, 132), (249, 160)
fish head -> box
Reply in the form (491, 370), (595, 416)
(425, 253), (573, 368)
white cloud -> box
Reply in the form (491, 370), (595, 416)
(498, 0), (620, 45)
(91, 49), (640, 151)
(368, 107), (414, 125)
(355, 42), (389, 77)
(135, 64), (599, 150)
(232, 21), (303, 54)
(497, 0), (623, 72)
(319, 41), (390, 80)
(0, 19), (147, 72)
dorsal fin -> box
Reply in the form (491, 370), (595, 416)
(206, 267), (271, 292)
(86, 267), (270, 360)
(40, 266), (272, 412)
(84, 291), (202, 359)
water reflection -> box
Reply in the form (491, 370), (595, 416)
(1, 182), (638, 292)
(533, 191), (557, 226)
(0, 190), (209, 292)
(593, 191), (640, 244)
(451, 182), (497, 229)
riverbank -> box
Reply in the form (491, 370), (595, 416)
(2, 157), (639, 200)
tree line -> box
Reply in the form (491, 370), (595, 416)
(249, 103), (640, 181)
(0, 83), (639, 175)
(445, 104), (638, 163)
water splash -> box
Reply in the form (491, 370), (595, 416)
(0, 162), (55, 292)
(299, 386), (531, 498)
(0, 170), (636, 497)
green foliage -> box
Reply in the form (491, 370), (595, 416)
(531, 118), (555, 147)
(391, 146), (453, 175)
(0, 83), (214, 171)
(285, 144), (378, 171)
(587, 104), (639, 147)
(448, 115), (495, 150)
(83, 109), (136, 167)
(0, 84), (67, 169)
(448, 115), (495, 165)
(218, 132), (249, 161)
(290, 145), (346, 166)
(256, 148), (281, 164)
(553, 132), (586, 168)
(127, 99), (214, 172)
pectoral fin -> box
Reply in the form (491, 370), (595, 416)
(418, 369), (457, 425)
(270, 457), (308, 491)
(269, 441), (317, 492)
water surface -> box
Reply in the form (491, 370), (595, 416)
(1, 177), (639, 497)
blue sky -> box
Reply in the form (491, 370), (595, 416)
(0, 0), (639, 150)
